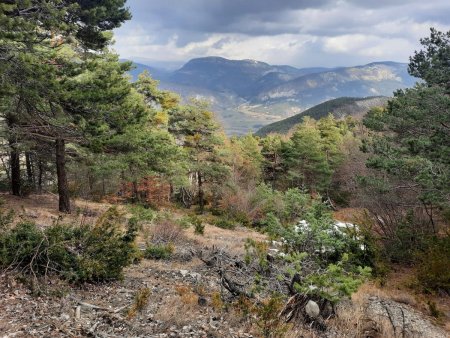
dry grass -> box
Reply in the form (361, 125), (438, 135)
(127, 287), (151, 318)
(154, 285), (201, 328)
(0, 193), (112, 227)
(175, 285), (199, 305)
(184, 223), (267, 255)
(210, 291), (224, 311)
(283, 328), (323, 338)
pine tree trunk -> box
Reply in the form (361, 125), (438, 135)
(198, 171), (204, 213)
(10, 145), (21, 196)
(37, 159), (43, 194)
(56, 138), (71, 213)
(25, 152), (34, 185)
(7, 115), (20, 196)
(88, 173), (94, 195)
(132, 180), (139, 203)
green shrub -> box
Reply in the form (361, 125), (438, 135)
(177, 215), (193, 229)
(214, 218), (236, 230)
(255, 200), (372, 303)
(0, 207), (139, 283)
(416, 235), (450, 293)
(295, 254), (372, 303)
(190, 215), (204, 235)
(0, 221), (55, 271)
(144, 243), (174, 260)
(127, 204), (155, 223)
(381, 212), (430, 264)
(218, 184), (311, 229)
(231, 210), (251, 227)
(254, 294), (289, 338)
(282, 188), (309, 222)
(73, 207), (140, 282)
(259, 212), (283, 236)
(210, 207), (224, 216)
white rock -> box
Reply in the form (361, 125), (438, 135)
(305, 300), (320, 318)
(190, 272), (201, 281)
(60, 313), (70, 321)
(75, 306), (81, 320)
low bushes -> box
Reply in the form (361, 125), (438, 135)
(245, 199), (372, 303)
(0, 207), (139, 283)
(190, 215), (205, 235)
(174, 214), (204, 234)
(219, 183), (310, 227)
(150, 218), (183, 244)
(144, 243), (174, 260)
(355, 208), (449, 293)
(128, 204), (156, 223)
(416, 235), (450, 293)
(214, 218), (236, 230)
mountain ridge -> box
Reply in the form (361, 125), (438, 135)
(255, 96), (390, 136)
(125, 57), (417, 135)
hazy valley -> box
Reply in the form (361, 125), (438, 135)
(128, 57), (417, 134)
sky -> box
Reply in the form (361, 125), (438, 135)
(113, 0), (450, 69)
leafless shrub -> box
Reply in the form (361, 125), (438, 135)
(150, 219), (183, 244)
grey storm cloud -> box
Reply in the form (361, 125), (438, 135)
(128, 0), (330, 34)
(124, 0), (450, 36)
(113, 0), (450, 67)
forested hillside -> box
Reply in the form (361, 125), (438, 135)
(256, 96), (390, 136)
(0, 1), (449, 337)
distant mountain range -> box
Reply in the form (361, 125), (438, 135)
(126, 56), (418, 135)
(255, 96), (390, 136)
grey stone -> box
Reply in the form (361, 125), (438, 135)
(60, 313), (70, 321)
(190, 272), (201, 281)
(363, 298), (447, 338)
(305, 300), (320, 318)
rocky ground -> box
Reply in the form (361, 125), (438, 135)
(0, 195), (448, 338)
(0, 234), (263, 337)
(0, 257), (253, 337)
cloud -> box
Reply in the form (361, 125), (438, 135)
(113, 0), (450, 67)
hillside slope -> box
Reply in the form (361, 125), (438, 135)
(1, 194), (447, 337)
(256, 96), (389, 136)
(125, 57), (416, 135)
(169, 56), (329, 98)
(256, 62), (415, 104)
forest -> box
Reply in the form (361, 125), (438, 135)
(0, 1), (449, 337)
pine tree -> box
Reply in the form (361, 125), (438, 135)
(282, 118), (332, 193)
(169, 99), (229, 212)
(260, 134), (284, 188)
(0, 1), (131, 212)
(364, 28), (450, 226)
(408, 28), (450, 92)
(229, 134), (263, 185)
